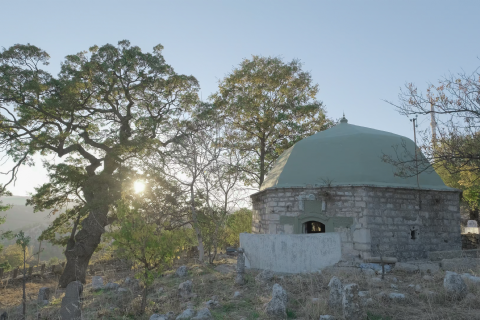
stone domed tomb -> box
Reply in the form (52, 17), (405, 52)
(249, 117), (461, 261)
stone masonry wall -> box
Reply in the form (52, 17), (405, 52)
(251, 186), (461, 261)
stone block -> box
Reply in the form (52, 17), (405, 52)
(353, 229), (371, 244)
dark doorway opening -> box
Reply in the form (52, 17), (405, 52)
(304, 221), (326, 233)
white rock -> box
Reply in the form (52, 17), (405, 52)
(192, 308), (213, 320)
(361, 269), (376, 277)
(265, 284), (287, 319)
(176, 266), (188, 277)
(233, 291), (242, 299)
(176, 308), (195, 320)
(91, 276), (104, 291)
(328, 276), (343, 310)
(414, 284), (422, 293)
(389, 292), (405, 300)
(255, 269), (274, 283)
(422, 275), (433, 281)
(104, 282), (119, 291)
(178, 280), (193, 299)
(319, 316), (336, 320)
(394, 263), (419, 273)
(443, 271), (467, 300)
(342, 283), (363, 320)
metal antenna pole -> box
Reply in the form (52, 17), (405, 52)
(410, 116), (419, 188)
(430, 103), (437, 145)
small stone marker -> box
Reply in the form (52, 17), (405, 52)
(444, 271), (467, 300)
(235, 248), (245, 285)
(342, 283), (363, 320)
(92, 276), (104, 291)
(192, 308), (213, 320)
(176, 265), (188, 277)
(60, 281), (83, 320)
(467, 220), (478, 228)
(175, 307), (195, 319)
(254, 269), (274, 283)
(38, 287), (50, 302)
(178, 280), (193, 299)
(265, 283), (287, 319)
(328, 276), (343, 310)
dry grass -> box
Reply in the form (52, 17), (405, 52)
(1, 258), (480, 320)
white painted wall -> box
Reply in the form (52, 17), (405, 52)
(240, 233), (342, 273)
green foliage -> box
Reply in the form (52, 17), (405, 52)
(0, 260), (11, 271)
(0, 41), (200, 283)
(224, 208), (252, 248)
(109, 199), (189, 284)
(0, 243), (29, 268)
(211, 56), (332, 187)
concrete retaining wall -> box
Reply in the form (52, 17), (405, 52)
(240, 232), (342, 273)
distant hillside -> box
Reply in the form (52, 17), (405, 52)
(0, 196), (55, 231)
(1, 196), (64, 262)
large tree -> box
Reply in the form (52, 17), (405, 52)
(210, 56), (332, 188)
(385, 65), (480, 218)
(0, 41), (199, 287)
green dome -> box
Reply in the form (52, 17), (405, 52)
(260, 118), (452, 191)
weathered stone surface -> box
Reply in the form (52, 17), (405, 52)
(422, 275), (434, 281)
(319, 316), (336, 320)
(104, 282), (119, 291)
(342, 283), (362, 320)
(255, 269), (274, 283)
(428, 249), (480, 261)
(233, 291), (242, 299)
(191, 308), (213, 320)
(235, 248), (245, 285)
(205, 296), (220, 309)
(328, 276), (343, 310)
(152, 312), (175, 320)
(176, 266), (188, 277)
(418, 263), (440, 274)
(117, 288), (128, 293)
(443, 271), (467, 300)
(441, 258), (480, 272)
(388, 292), (405, 300)
(394, 263), (419, 273)
(415, 284), (422, 293)
(38, 287), (50, 302)
(178, 280), (194, 299)
(361, 269), (376, 277)
(175, 307), (195, 320)
(60, 281), (83, 320)
(91, 276), (104, 291)
(265, 284), (287, 319)
(461, 273), (480, 284)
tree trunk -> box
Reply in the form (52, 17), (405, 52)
(22, 249), (26, 320)
(190, 185), (204, 263)
(59, 178), (112, 288)
(141, 266), (148, 314)
(259, 138), (266, 188)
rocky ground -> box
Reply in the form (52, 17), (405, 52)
(0, 255), (479, 319)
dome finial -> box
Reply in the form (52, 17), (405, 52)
(340, 113), (348, 124)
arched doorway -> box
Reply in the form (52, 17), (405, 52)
(303, 221), (326, 233)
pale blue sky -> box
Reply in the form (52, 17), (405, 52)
(1, 0), (480, 195)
